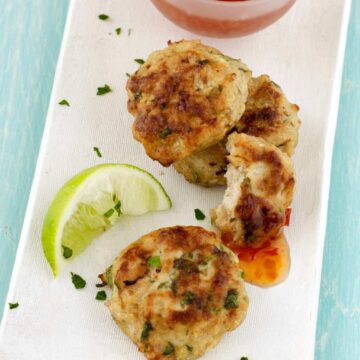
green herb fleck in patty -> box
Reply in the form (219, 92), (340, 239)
(160, 127), (172, 139)
(182, 291), (196, 305)
(224, 289), (239, 310)
(141, 321), (153, 342)
(148, 256), (161, 269)
(162, 342), (175, 356)
(174, 258), (199, 274)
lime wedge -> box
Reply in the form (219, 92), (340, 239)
(41, 164), (171, 276)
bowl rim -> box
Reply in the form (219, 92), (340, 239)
(183, 0), (292, 7)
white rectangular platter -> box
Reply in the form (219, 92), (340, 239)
(0, 0), (351, 359)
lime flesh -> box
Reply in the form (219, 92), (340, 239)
(41, 164), (171, 276)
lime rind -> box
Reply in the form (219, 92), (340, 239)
(41, 164), (171, 276)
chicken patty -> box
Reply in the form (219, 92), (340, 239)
(105, 226), (248, 360)
(127, 40), (251, 166)
(236, 75), (301, 156)
(211, 133), (295, 247)
(174, 75), (301, 186)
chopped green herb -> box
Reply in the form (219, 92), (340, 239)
(96, 84), (112, 95)
(224, 289), (239, 310)
(148, 256), (161, 269)
(58, 99), (70, 106)
(105, 266), (113, 287)
(271, 80), (281, 88)
(158, 282), (168, 289)
(126, 73), (130, 77)
(163, 342), (175, 356)
(95, 290), (107, 301)
(173, 258), (199, 274)
(98, 14), (109, 20)
(8, 302), (19, 309)
(192, 171), (199, 183)
(186, 345), (193, 353)
(200, 254), (214, 266)
(71, 272), (86, 289)
(128, 28), (133, 36)
(182, 291), (195, 305)
(141, 321), (153, 342)
(103, 208), (115, 218)
(114, 201), (122, 216)
(211, 305), (221, 314)
(134, 58), (145, 65)
(62, 245), (73, 259)
(240, 357), (249, 360)
(160, 127), (172, 139)
(115, 27), (122, 35)
(194, 208), (206, 220)
(93, 146), (102, 158)
(238, 270), (245, 279)
(134, 91), (142, 100)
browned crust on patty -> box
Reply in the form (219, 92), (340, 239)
(212, 133), (295, 247)
(127, 40), (251, 166)
(107, 226), (248, 360)
(236, 75), (301, 156)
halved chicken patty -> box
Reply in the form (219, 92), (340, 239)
(105, 226), (248, 360)
(211, 133), (295, 248)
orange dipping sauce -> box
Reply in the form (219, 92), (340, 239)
(151, 0), (296, 38)
(224, 233), (290, 287)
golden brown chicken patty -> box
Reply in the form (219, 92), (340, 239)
(211, 133), (295, 247)
(236, 75), (301, 157)
(173, 75), (301, 186)
(106, 226), (248, 360)
(127, 40), (251, 166)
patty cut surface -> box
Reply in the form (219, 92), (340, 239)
(127, 40), (251, 166)
(173, 75), (301, 187)
(173, 141), (228, 187)
(211, 133), (295, 247)
(106, 226), (248, 360)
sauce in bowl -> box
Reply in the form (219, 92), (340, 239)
(151, 0), (296, 38)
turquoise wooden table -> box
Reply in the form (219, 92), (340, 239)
(0, 1), (359, 358)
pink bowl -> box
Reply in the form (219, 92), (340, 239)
(151, 0), (296, 38)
